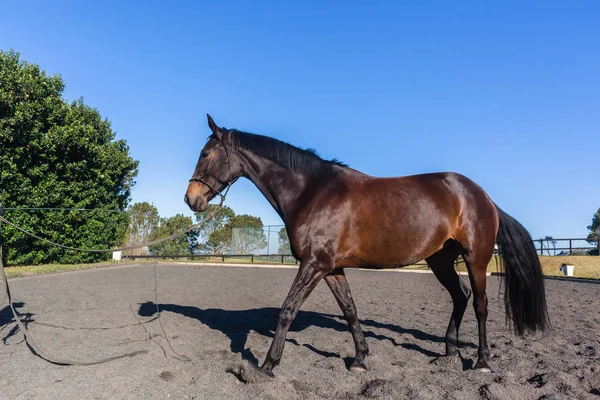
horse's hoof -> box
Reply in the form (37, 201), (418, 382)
(239, 364), (274, 383)
(258, 368), (275, 378)
(349, 362), (368, 373)
(474, 359), (492, 373)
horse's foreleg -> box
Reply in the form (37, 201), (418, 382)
(324, 269), (369, 372)
(259, 258), (333, 376)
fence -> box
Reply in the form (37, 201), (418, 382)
(133, 236), (599, 264)
(122, 253), (299, 264)
(534, 237), (599, 256)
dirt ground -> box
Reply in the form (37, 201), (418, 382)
(1, 264), (599, 399)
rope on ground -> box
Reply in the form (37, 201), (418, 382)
(0, 198), (228, 366)
(0, 244), (148, 365)
(153, 255), (191, 361)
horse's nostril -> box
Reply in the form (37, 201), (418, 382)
(184, 194), (189, 205)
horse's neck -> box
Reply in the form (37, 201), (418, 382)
(238, 152), (313, 221)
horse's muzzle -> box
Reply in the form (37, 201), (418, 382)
(184, 192), (208, 212)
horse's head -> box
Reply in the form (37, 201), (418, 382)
(184, 114), (239, 212)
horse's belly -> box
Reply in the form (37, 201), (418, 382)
(337, 245), (429, 269)
(336, 215), (451, 268)
(334, 178), (456, 268)
(336, 253), (423, 269)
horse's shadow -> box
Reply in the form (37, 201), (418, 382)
(0, 302), (35, 344)
(138, 302), (476, 365)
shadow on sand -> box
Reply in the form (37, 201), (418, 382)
(138, 302), (476, 365)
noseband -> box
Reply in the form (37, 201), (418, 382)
(188, 142), (238, 201)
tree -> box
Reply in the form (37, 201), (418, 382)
(229, 215), (268, 254)
(193, 205), (268, 254)
(543, 236), (557, 256)
(194, 204), (234, 252)
(587, 208), (600, 255)
(205, 214), (267, 254)
(123, 202), (160, 255)
(0, 50), (138, 265)
(148, 214), (198, 256)
(278, 227), (291, 254)
(205, 226), (233, 254)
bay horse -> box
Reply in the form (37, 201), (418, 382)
(184, 115), (549, 376)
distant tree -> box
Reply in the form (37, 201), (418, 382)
(543, 236), (557, 256)
(278, 227), (291, 254)
(123, 202), (159, 255)
(0, 50), (138, 265)
(587, 208), (600, 255)
(148, 214), (198, 256)
(194, 204), (235, 252)
(206, 225), (233, 254)
(210, 214), (267, 254)
(229, 215), (268, 254)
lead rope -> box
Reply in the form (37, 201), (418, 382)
(153, 254), (191, 361)
(0, 194), (229, 365)
(0, 244), (148, 365)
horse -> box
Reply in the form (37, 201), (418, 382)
(184, 114), (549, 376)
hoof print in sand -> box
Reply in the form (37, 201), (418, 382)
(527, 373), (549, 388)
(361, 379), (393, 398)
(159, 371), (174, 381)
(577, 345), (596, 357)
(430, 355), (462, 370)
(290, 379), (311, 394)
(478, 384), (494, 400)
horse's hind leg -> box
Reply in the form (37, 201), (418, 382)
(426, 245), (472, 357)
(324, 269), (369, 372)
(463, 249), (494, 372)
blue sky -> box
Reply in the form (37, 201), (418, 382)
(1, 1), (599, 240)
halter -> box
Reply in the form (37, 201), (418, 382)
(188, 139), (238, 201)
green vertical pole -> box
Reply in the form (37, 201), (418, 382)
(267, 225), (271, 255)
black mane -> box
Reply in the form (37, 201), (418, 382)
(219, 129), (347, 177)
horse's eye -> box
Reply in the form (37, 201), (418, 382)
(201, 151), (209, 158)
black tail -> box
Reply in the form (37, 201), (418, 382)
(495, 206), (549, 335)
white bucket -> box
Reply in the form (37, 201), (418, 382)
(112, 251), (122, 261)
(560, 264), (574, 276)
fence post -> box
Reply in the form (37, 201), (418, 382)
(267, 226), (271, 254)
(569, 239), (572, 255)
(251, 254), (254, 263)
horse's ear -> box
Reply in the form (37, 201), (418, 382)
(207, 114), (222, 141)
